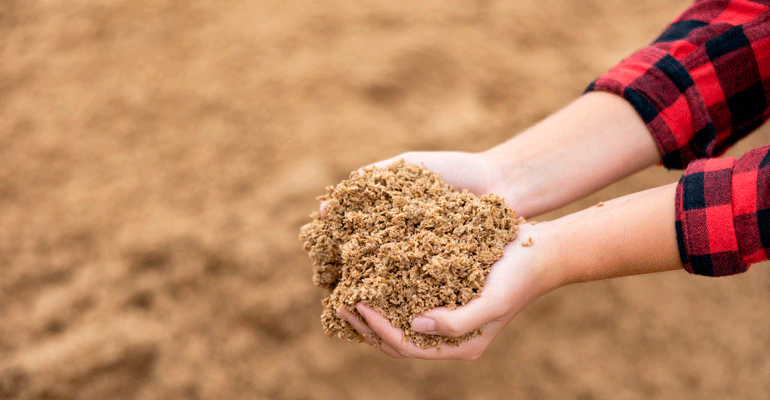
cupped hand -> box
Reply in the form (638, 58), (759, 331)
(324, 151), (556, 360)
(338, 223), (562, 360)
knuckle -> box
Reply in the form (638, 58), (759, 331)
(480, 294), (507, 318)
(442, 320), (467, 338)
(488, 304), (508, 320)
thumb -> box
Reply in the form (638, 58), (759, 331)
(411, 295), (503, 338)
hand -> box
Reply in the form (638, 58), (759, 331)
(320, 151), (525, 218)
(322, 93), (669, 359)
(323, 152), (552, 359)
(338, 223), (563, 360)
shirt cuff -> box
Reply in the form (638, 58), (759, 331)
(675, 157), (750, 276)
(585, 45), (708, 170)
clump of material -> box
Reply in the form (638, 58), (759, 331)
(299, 160), (518, 348)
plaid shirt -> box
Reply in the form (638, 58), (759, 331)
(587, 0), (770, 276)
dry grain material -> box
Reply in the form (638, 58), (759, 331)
(300, 160), (518, 348)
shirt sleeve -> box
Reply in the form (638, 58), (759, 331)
(587, 0), (770, 276)
(586, 0), (770, 169)
(676, 145), (770, 276)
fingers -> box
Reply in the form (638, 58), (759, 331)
(337, 305), (406, 358)
(318, 151), (454, 219)
(337, 307), (380, 348)
(411, 293), (504, 338)
(365, 152), (493, 196)
(337, 306), (374, 335)
(356, 152), (453, 176)
(318, 199), (330, 219)
(378, 342), (405, 359)
(355, 304), (497, 360)
(359, 153), (438, 176)
(353, 156), (403, 177)
(341, 302), (500, 360)
(317, 156), (404, 219)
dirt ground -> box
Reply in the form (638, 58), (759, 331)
(2, 0), (770, 399)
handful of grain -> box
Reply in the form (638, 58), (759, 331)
(299, 160), (518, 348)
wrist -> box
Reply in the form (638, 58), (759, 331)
(514, 221), (570, 296)
(479, 147), (538, 218)
(532, 217), (580, 288)
(481, 93), (661, 218)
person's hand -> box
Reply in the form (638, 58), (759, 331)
(320, 151), (525, 218)
(338, 223), (563, 360)
(320, 151), (554, 360)
(319, 92), (672, 360)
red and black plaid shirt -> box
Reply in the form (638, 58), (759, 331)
(587, 0), (770, 276)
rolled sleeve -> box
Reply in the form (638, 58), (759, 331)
(587, 0), (770, 169)
(676, 145), (770, 276)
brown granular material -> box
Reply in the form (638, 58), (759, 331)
(299, 160), (518, 348)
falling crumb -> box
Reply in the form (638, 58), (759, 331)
(596, 202), (604, 207)
(521, 237), (534, 247)
(529, 221), (538, 225)
(299, 160), (519, 348)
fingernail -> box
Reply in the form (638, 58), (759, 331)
(319, 200), (329, 219)
(412, 317), (436, 334)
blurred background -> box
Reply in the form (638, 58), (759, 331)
(2, 0), (770, 399)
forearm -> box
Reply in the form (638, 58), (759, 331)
(538, 182), (682, 287)
(483, 91), (660, 217)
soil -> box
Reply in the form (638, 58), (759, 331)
(2, 0), (770, 399)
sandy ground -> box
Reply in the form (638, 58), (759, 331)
(2, 0), (770, 399)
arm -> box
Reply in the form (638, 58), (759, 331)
(359, 1), (770, 219)
(548, 183), (682, 284)
(340, 183), (683, 360)
(346, 144), (770, 360)
(335, 0), (770, 360)
(588, 0), (770, 168)
(357, 91), (660, 219)
(482, 91), (661, 217)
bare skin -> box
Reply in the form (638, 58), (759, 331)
(329, 92), (684, 360)
(328, 92), (660, 218)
